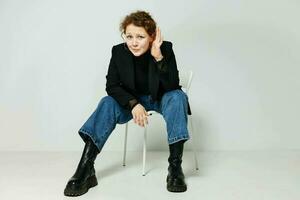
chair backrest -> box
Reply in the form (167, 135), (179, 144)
(179, 69), (193, 96)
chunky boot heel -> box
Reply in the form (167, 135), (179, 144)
(87, 175), (98, 188)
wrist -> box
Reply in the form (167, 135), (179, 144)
(154, 55), (164, 62)
(131, 102), (139, 110)
(129, 99), (139, 110)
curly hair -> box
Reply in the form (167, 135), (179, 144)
(120, 10), (157, 37)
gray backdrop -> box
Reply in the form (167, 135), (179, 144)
(1, 0), (299, 151)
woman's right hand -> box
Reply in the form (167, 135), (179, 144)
(131, 104), (149, 127)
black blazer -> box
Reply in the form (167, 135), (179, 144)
(105, 41), (191, 115)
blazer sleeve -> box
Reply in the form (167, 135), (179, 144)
(105, 46), (138, 110)
(155, 42), (180, 90)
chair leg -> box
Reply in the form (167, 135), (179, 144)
(123, 123), (128, 166)
(188, 115), (199, 170)
(142, 124), (147, 176)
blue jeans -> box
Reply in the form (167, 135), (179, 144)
(78, 89), (190, 152)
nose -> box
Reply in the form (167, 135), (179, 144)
(132, 38), (138, 46)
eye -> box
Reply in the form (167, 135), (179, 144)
(138, 36), (145, 39)
(126, 35), (133, 39)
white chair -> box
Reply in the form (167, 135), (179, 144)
(122, 70), (199, 176)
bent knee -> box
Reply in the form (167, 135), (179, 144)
(98, 95), (119, 107)
(163, 89), (188, 102)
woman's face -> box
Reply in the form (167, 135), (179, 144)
(124, 24), (153, 56)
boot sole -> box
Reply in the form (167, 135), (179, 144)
(64, 175), (98, 196)
(166, 176), (187, 192)
(167, 185), (187, 192)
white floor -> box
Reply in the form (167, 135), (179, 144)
(1, 150), (300, 200)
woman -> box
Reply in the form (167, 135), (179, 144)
(64, 10), (191, 196)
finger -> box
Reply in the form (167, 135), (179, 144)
(139, 114), (146, 127)
(134, 113), (139, 124)
(159, 31), (163, 43)
(138, 115), (143, 125)
(139, 118), (144, 127)
(156, 27), (160, 42)
(143, 110), (149, 117)
(144, 116), (148, 125)
(133, 115), (137, 124)
(141, 112), (148, 125)
(158, 27), (161, 39)
(153, 28), (157, 42)
(158, 27), (162, 41)
(136, 118), (141, 126)
(155, 27), (159, 42)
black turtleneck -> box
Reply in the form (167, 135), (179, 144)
(128, 49), (165, 110)
(132, 50), (151, 95)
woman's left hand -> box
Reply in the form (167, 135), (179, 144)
(151, 27), (164, 61)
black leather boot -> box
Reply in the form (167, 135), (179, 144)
(64, 136), (100, 196)
(166, 140), (187, 192)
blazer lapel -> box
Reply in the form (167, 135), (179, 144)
(148, 59), (159, 101)
(122, 45), (136, 91)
